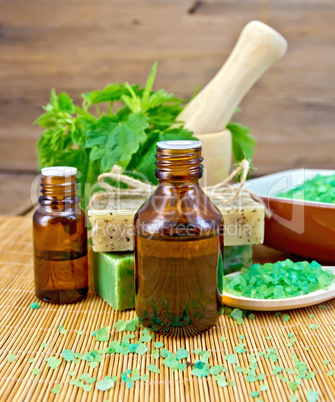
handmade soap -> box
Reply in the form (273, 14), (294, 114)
(90, 245), (251, 310)
(211, 192), (264, 246)
(90, 250), (135, 310)
(89, 191), (264, 252)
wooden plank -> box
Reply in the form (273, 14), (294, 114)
(0, 0), (334, 175)
(0, 173), (36, 216)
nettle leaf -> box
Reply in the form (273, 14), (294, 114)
(58, 92), (74, 113)
(142, 62), (157, 107)
(71, 117), (95, 149)
(33, 112), (58, 128)
(147, 104), (183, 130)
(127, 127), (197, 184)
(144, 90), (184, 112)
(227, 122), (257, 167)
(83, 83), (126, 105)
(86, 113), (149, 171)
(37, 128), (73, 168)
(50, 88), (58, 109)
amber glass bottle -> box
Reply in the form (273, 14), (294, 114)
(33, 167), (88, 304)
(134, 140), (223, 336)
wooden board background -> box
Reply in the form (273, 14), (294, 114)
(0, 0), (334, 213)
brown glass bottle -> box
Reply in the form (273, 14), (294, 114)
(134, 140), (223, 337)
(33, 167), (88, 304)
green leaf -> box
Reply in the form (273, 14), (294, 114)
(227, 122), (257, 167)
(50, 88), (58, 109)
(58, 92), (74, 113)
(84, 83), (126, 105)
(32, 368), (40, 375)
(37, 128), (72, 168)
(30, 302), (39, 310)
(127, 127), (196, 184)
(33, 112), (58, 128)
(142, 62), (157, 107)
(86, 114), (149, 171)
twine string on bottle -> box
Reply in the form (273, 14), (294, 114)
(89, 159), (271, 218)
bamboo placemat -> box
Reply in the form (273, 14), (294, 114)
(0, 215), (335, 402)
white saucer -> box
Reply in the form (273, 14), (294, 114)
(220, 267), (335, 311)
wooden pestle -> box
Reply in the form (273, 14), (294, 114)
(179, 21), (288, 135)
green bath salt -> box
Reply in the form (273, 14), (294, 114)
(222, 259), (335, 299)
(277, 174), (335, 204)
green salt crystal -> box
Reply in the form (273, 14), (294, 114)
(222, 259), (334, 299)
(306, 389), (318, 402)
(277, 174), (335, 204)
(283, 314), (290, 322)
(90, 250), (134, 310)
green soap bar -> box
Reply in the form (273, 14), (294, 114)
(90, 250), (135, 311)
(223, 245), (253, 275)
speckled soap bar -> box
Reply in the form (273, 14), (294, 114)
(89, 192), (264, 252)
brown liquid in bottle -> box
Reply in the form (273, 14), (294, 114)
(134, 140), (223, 336)
(33, 167), (88, 304)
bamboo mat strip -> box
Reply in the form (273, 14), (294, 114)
(0, 215), (335, 401)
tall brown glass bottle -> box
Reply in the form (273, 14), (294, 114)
(134, 140), (223, 336)
(33, 167), (88, 304)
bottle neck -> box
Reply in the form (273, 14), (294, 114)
(39, 174), (79, 210)
(155, 146), (203, 184)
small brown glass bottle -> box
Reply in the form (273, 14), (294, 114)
(134, 140), (223, 336)
(33, 166), (88, 304)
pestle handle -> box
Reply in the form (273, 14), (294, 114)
(178, 21), (288, 135)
